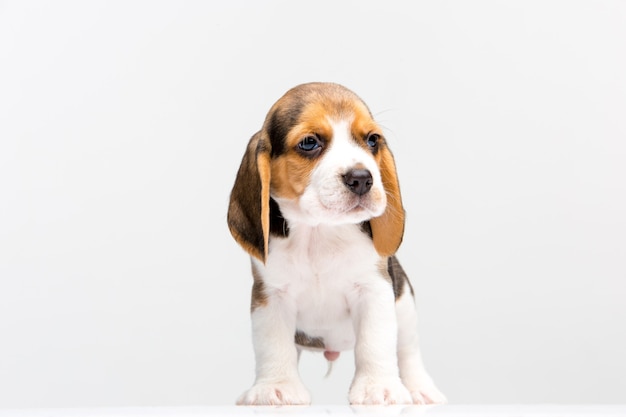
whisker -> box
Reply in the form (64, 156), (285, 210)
(373, 108), (395, 118)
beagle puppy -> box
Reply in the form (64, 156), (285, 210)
(228, 82), (445, 405)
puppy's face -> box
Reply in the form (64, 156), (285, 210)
(228, 82), (405, 261)
(267, 85), (387, 225)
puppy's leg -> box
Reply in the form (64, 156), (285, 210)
(237, 295), (310, 405)
(395, 287), (447, 404)
(348, 279), (412, 405)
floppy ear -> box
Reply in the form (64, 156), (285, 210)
(227, 131), (271, 262)
(370, 145), (405, 257)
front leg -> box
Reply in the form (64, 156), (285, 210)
(395, 285), (447, 404)
(348, 279), (412, 405)
(237, 290), (310, 405)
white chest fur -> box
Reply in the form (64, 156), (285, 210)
(253, 223), (384, 352)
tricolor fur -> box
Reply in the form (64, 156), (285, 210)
(228, 82), (445, 405)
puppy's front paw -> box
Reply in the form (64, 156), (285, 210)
(402, 373), (447, 404)
(349, 375), (412, 405)
(236, 379), (311, 405)
(406, 383), (447, 405)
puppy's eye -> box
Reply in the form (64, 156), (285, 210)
(366, 133), (380, 148)
(297, 136), (321, 152)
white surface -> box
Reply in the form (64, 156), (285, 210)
(1, 0), (626, 409)
(1, 406), (626, 417)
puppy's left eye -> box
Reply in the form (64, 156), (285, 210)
(297, 136), (321, 152)
(366, 133), (380, 148)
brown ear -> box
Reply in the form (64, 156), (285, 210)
(370, 145), (405, 257)
(227, 131), (271, 262)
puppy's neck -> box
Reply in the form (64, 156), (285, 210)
(269, 221), (373, 267)
(272, 196), (373, 228)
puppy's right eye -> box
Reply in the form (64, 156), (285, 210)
(297, 136), (321, 152)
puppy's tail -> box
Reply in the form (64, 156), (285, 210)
(324, 360), (334, 378)
(323, 351), (340, 378)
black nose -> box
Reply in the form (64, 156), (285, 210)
(343, 169), (373, 196)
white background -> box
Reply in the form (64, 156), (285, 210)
(1, 0), (625, 409)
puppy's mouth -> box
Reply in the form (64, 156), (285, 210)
(346, 198), (374, 213)
(321, 194), (384, 218)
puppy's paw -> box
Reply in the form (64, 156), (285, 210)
(236, 379), (311, 406)
(406, 383), (447, 405)
(349, 375), (412, 405)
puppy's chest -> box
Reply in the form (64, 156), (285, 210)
(263, 224), (379, 297)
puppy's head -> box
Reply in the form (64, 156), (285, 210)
(228, 82), (404, 262)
